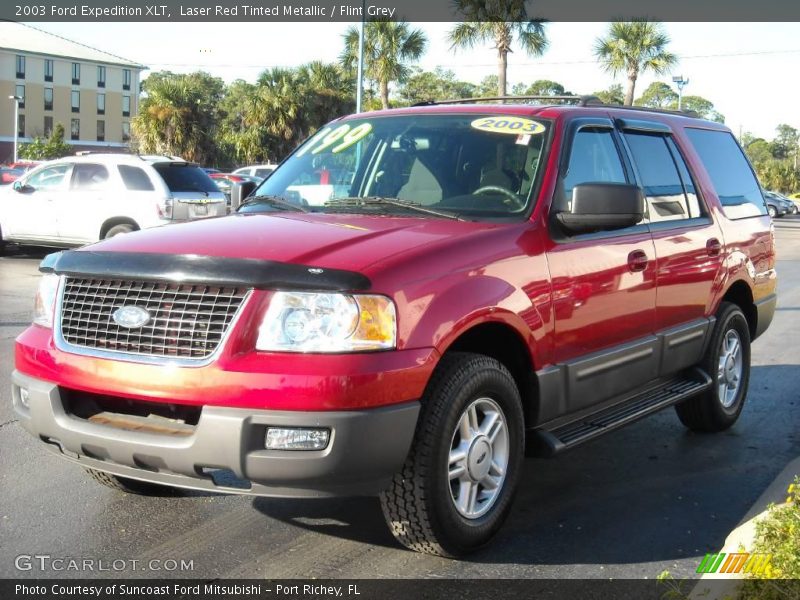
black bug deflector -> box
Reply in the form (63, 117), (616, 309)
(39, 250), (372, 292)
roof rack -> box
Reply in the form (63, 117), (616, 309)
(412, 94), (700, 118)
(413, 95), (602, 107)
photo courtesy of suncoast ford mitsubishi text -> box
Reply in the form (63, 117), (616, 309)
(9, 99), (776, 557)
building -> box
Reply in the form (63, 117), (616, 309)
(0, 22), (146, 162)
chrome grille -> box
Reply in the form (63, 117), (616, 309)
(59, 278), (248, 359)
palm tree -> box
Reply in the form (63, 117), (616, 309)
(449, 0), (548, 97)
(341, 20), (428, 110)
(593, 20), (677, 106)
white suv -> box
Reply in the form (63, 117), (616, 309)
(232, 164), (277, 179)
(0, 154), (226, 251)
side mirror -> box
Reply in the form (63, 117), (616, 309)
(556, 183), (644, 234)
(13, 180), (33, 193)
(230, 180), (258, 211)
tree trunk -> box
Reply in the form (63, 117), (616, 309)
(379, 80), (390, 110)
(498, 50), (508, 97)
(625, 72), (637, 106)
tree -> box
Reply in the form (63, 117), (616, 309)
(745, 139), (772, 165)
(680, 96), (724, 123)
(399, 68), (477, 103)
(770, 124), (799, 160)
(341, 20), (427, 109)
(593, 20), (677, 106)
(449, 0), (548, 97)
(592, 84), (625, 105)
(132, 71), (225, 164)
(634, 81), (678, 108)
(18, 123), (72, 160)
(477, 75), (501, 97)
(511, 79), (571, 96)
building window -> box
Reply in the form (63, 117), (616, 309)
(71, 90), (80, 113)
(97, 65), (106, 88)
(122, 122), (131, 142)
(44, 59), (54, 82)
(15, 85), (25, 109)
(44, 88), (54, 111)
(97, 120), (105, 142)
(97, 93), (105, 115)
(44, 116), (53, 137)
(122, 95), (131, 117)
(17, 114), (25, 138)
(123, 69), (131, 91)
(71, 118), (80, 140)
(16, 55), (25, 79)
(72, 62), (80, 85)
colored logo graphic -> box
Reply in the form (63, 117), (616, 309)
(696, 552), (773, 575)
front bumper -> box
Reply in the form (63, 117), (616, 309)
(12, 370), (419, 497)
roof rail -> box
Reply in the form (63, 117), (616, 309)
(413, 94), (602, 107)
(411, 94), (700, 118)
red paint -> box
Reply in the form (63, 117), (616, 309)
(15, 105), (776, 413)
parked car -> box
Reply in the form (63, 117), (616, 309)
(0, 154), (226, 250)
(12, 102), (776, 558)
(0, 167), (24, 185)
(209, 172), (263, 204)
(8, 160), (41, 171)
(233, 164), (277, 179)
(763, 191), (793, 218)
(764, 190), (798, 215)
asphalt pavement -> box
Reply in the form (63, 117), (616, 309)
(1, 219), (798, 580)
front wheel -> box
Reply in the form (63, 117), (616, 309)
(675, 302), (751, 432)
(380, 353), (524, 557)
(767, 205), (778, 219)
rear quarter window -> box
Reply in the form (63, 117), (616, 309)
(118, 165), (155, 191)
(153, 164), (219, 194)
(685, 128), (766, 219)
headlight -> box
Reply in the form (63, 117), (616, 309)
(256, 291), (396, 353)
(33, 274), (61, 328)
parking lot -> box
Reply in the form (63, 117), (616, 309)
(1, 217), (798, 580)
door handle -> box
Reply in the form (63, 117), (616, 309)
(627, 249), (649, 272)
(706, 238), (722, 257)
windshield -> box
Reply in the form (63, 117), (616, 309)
(250, 113), (550, 219)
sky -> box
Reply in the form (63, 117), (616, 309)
(33, 21), (800, 140)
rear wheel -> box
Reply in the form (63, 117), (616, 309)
(380, 353), (524, 557)
(104, 223), (135, 239)
(86, 468), (180, 496)
(675, 302), (751, 432)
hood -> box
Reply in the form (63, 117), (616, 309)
(86, 212), (500, 273)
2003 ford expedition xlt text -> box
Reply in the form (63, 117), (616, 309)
(10, 99), (777, 557)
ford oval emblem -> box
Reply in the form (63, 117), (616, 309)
(112, 306), (151, 329)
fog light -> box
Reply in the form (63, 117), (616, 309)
(19, 387), (30, 409)
(265, 427), (329, 451)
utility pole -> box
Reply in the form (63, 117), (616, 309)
(672, 75), (689, 111)
(8, 95), (21, 164)
(355, 0), (365, 113)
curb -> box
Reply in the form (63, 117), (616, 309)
(689, 456), (799, 599)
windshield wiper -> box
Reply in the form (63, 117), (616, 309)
(238, 194), (309, 213)
(325, 196), (462, 220)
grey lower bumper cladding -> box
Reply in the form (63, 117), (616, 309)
(11, 370), (419, 497)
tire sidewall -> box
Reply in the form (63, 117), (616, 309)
(426, 361), (524, 554)
(105, 224), (135, 239)
(706, 306), (751, 422)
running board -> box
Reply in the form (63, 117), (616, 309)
(530, 368), (712, 456)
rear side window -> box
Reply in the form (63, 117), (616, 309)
(70, 164), (109, 191)
(624, 132), (705, 223)
(118, 165), (154, 191)
(153, 164), (218, 193)
(685, 129), (766, 219)
(563, 128), (627, 197)
(255, 168), (274, 178)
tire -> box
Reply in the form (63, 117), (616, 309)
(792, 205), (798, 215)
(380, 352), (525, 557)
(675, 302), (751, 432)
(86, 468), (180, 496)
(104, 224), (135, 239)
(767, 205), (777, 219)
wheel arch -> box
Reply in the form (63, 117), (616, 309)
(99, 218), (139, 239)
(718, 280), (757, 340)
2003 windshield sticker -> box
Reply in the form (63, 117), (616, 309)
(471, 116), (545, 135)
(296, 123), (373, 156)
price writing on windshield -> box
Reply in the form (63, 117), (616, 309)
(295, 123), (373, 157)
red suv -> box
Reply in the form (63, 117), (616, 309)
(11, 100), (777, 557)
